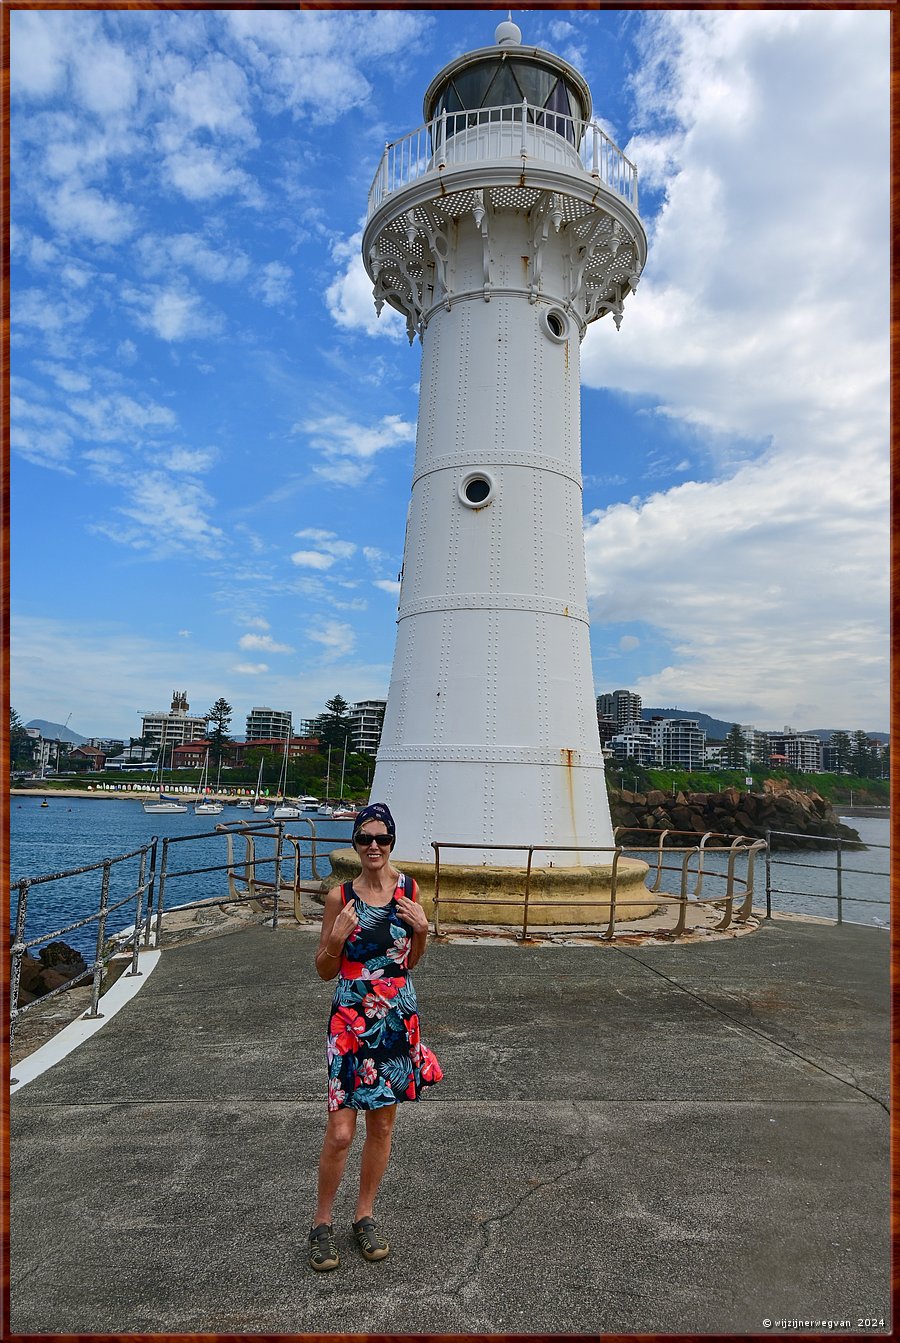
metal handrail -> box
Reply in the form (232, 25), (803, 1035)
(430, 833), (761, 942)
(9, 839), (159, 1046)
(764, 828), (889, 925)
(8, 819), (353, 1048)
(367, 99), (638, 219)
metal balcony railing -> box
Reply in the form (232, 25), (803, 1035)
(367, 100), (638, 220)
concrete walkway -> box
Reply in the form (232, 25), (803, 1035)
(10, 914), (890, 1335)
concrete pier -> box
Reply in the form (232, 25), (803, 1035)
(9, 912), (890, 1335)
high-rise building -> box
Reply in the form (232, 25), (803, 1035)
(246, 706), (292, 741)
(140, 691), (208, 755)
(597, 689), (643, 730)
(349, 700), (387, 756)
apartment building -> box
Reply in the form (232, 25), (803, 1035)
(648, 718), (707, 770)
(246, 706), (292, 741)
(597, 689), (643, 729)
(768, 729), (823, 773)
(609, 725), (657, 768)
(140, 691), (208, 754)
(349, 700), (387, 755)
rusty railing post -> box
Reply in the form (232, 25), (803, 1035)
(9, 879), (30, 1052)
(128, 848), (148, 976)
(432, 843), (442, 937)
(86, 861), (112, 1019)
(601, 850), (620, 940)
(154, 839), (170, 947)
(521, 847), (534, 940)
(142, 837), (158, 947)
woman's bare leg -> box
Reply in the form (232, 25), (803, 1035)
(355, 1105), (397, 1222)
(314, 1109), (357, 1225)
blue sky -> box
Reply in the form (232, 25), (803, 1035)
(10, 7), (890, 743)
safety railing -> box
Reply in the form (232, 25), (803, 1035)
(764, 829), (889, 925)
(367, 100), (638, 219)
(430, 831), (766, 942)
(8, 819), (350, 1050)
(9, 839), (159, 1048)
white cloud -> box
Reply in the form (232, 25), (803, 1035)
(123, 283), (224, 342)
(290, 550), (336, 571)
(164, 447), (217, 474)
(619, 636), (640, 653)
(90, 471), (225, 559)
(581, 10), (889, 728)
(297, 411), (415, 485)
(137, 232), (251, 284)
(241, 616), (270, 631)
(167, 55), (255, 142)
(308, 619), (356, 661)
(232, 662), (269, 675)
(69, 392), (178, 440)
(162, 145), (261, 205)
(10, 12), (72, 99)
(43, 183), (135, 244)
(254, 260), (293, 307)
(238, 633), (294, 654)
(373, 579), (401, 597)
(223, 10), (426, 125)
(326, 230), (406, 339)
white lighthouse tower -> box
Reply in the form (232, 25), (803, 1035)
(363, 20), (646, 871)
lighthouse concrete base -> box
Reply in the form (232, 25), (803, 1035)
(322, 849), (655, 927)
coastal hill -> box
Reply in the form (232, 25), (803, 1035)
(25, 720), (88, 746)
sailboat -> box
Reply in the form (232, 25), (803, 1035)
(273, 739), (301, 818)
(251, 756), (269, 814)
(194, 750), (224, 815)
(143, 731), (187, 814)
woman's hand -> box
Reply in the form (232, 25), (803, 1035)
(328, 900), (359, 951)
(395, 893), (428, 934)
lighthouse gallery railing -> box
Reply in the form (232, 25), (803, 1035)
(367, 101), (638, 219)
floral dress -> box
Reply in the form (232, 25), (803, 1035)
(326, 874), (443, 1111)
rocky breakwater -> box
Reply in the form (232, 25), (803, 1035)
(609, 779), (862, 850)
(14, 940), (89, 1007)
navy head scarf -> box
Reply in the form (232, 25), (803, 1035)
(353, 802), (396, 846)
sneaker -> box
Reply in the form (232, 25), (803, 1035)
(352, 1215), (390, 1262)
(308, 1222), (340, 1271)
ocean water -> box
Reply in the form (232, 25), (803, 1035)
(629, 815), (890, 930)
(8, 797), (890, 959)
(9, 796), (355, 960)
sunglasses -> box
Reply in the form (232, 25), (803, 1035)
(355, 831), (392, 847)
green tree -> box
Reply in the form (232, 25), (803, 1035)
(723, 724), (748, 768)
(828, 730), (852, 773)
(207, 697), (233, 769)
(312, 694), (352, 753)
(850, 730), (876, 779)
(9, 708), (33, 771)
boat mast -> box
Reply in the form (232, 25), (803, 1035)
(338, 734), (348, 801)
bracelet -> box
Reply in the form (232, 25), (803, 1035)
(319, 946), (341, 960)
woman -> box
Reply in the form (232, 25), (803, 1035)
(309, 802), (443, 1271)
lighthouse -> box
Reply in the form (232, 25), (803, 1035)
(363, 20), (646, 872)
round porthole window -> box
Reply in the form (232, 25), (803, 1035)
(540, 306), (569, 343)
(459, 471), (495, 509)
